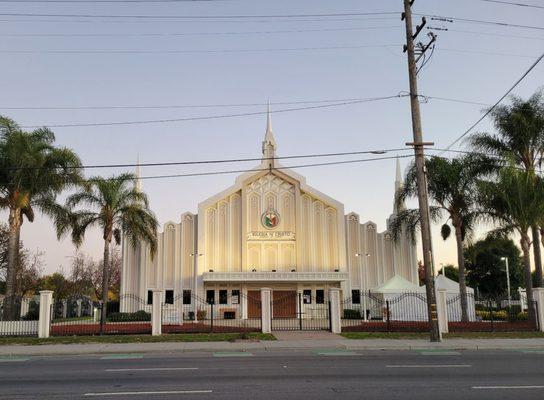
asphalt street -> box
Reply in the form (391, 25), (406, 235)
(1, 349), (543, 399)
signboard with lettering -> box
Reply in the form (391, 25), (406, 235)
(247, 231), (295, 241)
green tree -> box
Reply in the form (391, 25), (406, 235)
(52, 173), (158, 321)
(439, 264), (459, 283)
(0, 117), (81, 319)
(478, 167), (544, 324)
(391, 155), (491, 322)
(464, 236), (524, 298)
(470, 90), (544, 287)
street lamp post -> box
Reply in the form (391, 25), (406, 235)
(501, 256), (512, 309)
(355, 253), (370, 321)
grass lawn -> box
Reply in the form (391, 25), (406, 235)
(340, 331), (544, 340)
(0, 332), (276, 346)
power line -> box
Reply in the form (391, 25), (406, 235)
(0, 26), (400, 38)
(1, 147), (413, 171)
(443, 51), (544, 151)
(0, 0), (228, 2)
(135, 154), (414, 181)
(479, 0), (544, 10)
(19, 95), (406, 129)
(421, 13), (544, 31)
(441, 28), (544, 41)
(0, 11), (400, 20)
(1, 94), (489, 111)
(0, 43), (399, 55)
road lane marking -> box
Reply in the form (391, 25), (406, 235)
(213, 352), (252, 357)
(100, 354), (144, 360)
(419, 351), (460, 356)
(0, 357), (29, 362)
(472, 386), (544, 390)
(317, 351), (358, 356)
(386, 364), (471, 368)
(105, 367), (198, 372)
(84, 390), (212, 396)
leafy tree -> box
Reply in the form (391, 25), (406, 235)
(478, 167), (544, 324)
(439, 264), (459, 283)
(470, 90), (544, 287)
(38, 271), (72, 301)
(464, 236), (524, 298)
(69, 249), (121, 301)
(0, 223), (43, 298)
(51, 173), (157, 321)
(0, 117), (81, 318)
(391, 155), (491, 322)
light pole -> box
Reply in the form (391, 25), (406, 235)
(501, 256), (512, 309)
(355, 253), (370, 321)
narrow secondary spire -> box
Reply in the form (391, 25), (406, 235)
(135, 153), (142, 193)
(262, 101), (277, 165)
(393, 157), (404, 213)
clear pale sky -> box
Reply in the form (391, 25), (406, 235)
(1, 0), (542, 274)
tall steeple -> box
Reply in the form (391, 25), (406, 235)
(135, 154), (142, 193)
(262, 101), (277, 167)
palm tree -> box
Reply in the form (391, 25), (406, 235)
(0, 117), (81, 319)
(470, 90), (544, 287)
(52, 173), (158, 321)
(478, 166), (544, 325)
(391, 155), (491, 322)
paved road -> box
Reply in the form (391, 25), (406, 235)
(1, 349), (543, 399)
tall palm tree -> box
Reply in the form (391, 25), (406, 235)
(52, 173), (158, 321)
(478, 166), (544, 324)
(470, 90), (544, 287)
(0, 117), (81, 319)
(391, 155), (491, 322)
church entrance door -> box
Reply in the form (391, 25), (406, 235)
(271, 291), (331, 331)
(247, 290), (261, 319)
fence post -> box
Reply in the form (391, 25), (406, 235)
(533, 288), (544, 332)
(260, 288), (272, 334)
(437, 289), (448, 334)
(152, 289), (163, 336)
(38, 290), (53, 338)
(328, 288), (341, 334)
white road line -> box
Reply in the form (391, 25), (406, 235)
(472, 386), (544, 390)
(386, 365), (471, 368)
(105, 367), (199, 372)
(84, 390), (212, 396)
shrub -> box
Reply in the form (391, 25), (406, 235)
(475, 310), (508, 321)
(343, 309), (361, 319)
(107, 310), (150, 322)
(197, 310), (207, 320)
(516, 311), (528, 321)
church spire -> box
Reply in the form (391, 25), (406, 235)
(262, 101), (277, 167)
(135, 154), (142, 193)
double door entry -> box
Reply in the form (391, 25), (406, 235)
(269, 290), (330, 331)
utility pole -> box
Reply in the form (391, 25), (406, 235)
(402, 0), (440, 342)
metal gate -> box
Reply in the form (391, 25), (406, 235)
(271, 292), (331, 331)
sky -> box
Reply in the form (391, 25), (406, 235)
(1, 0), (543, 275)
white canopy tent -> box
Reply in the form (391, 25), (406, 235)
(373, 276), (427, 321)
(435, 275), (476, 322)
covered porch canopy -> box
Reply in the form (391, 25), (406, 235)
(202, 271), (349, 283)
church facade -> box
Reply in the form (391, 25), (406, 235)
(120, 113), (417, 313)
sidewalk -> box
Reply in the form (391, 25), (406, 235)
(1, 337), (543, 356)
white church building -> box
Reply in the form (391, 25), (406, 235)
(120, 112), (418, 314)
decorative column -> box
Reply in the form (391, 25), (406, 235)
(241, 286), (248, 320)
(436, 289), (448, 334)
(38, 290), (53, 339)
(260, 288), (272, 334)
(76, 299), (82, 318)
(152, 289), (163, 336)
(533, 288), (544, 332)
(329, 288), (341, 334)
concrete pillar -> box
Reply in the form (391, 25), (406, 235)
(177, 300), (184, 325)
(62, 300), (67, 318)
(38, 290), (53, 338)
(93, 307), (100, 322)
(76, 299), (82, 317)
(260, 288), (272, 334)
(329, 288), (341, 334)
(241, 286), (248, 320)
(533, 288), (544, 332)
(437, 289), (448, 334)
(152, 289), (163, 336)
(20, 298), (30, 318)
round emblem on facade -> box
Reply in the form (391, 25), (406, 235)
(261, 209), (280, 229)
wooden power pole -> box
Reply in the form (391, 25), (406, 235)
(402, 0), (440, 342)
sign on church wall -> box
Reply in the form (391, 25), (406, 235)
(247, 231), (296, 241)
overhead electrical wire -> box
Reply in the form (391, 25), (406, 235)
(419, 13), (544, 31)
(479, 0), (544, 10)
(443, 51), (544, 151)
(19, 95), (407, 129)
